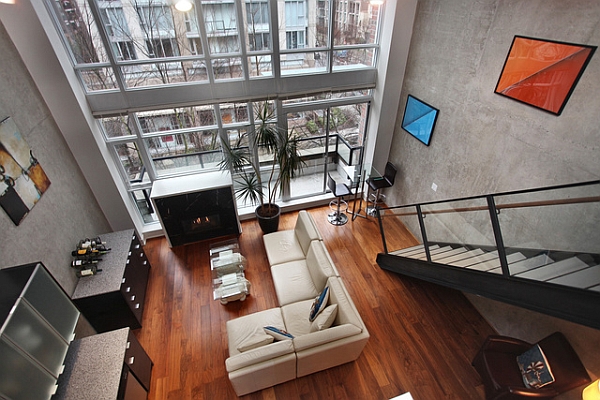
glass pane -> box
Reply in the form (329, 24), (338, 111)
(131, 189), (157, 224)
(0, 339), (58, 400)
(332, 47), (376, 70)
(379, 206), (423, 254)
(137, 107), (216, 134)
(243, 0), (271, 52)
(220, 102), (249, 124)
(50, 0), (110, 64)
(212, 58), (244, 80)
(202, 0), (241, 54)
(115, 142), (144, 181)
(329, 102), (368, 146)
(123, 61), (208, 88)
(333, 0), (381, 46)
(182, 10), (204, 55)
(145, 131), (221, 176)
(278, 0), (329, 50)
(247, 55), (273, 78)
(226, 128), (249, 148)
(420, 198), (498, 265)
(78, 67), (119, 91)
(280, 52), (328, 75)
(495, 184), (600, 279)
(100, 115), (135, 138)
(3, 299), (68, 377)
(290, 160), (325, 198)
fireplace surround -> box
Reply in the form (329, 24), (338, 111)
(151, 171), (241, 247)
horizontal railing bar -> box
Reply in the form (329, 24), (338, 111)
(380, 180), (600, 213)
(381, 195), (600, 218)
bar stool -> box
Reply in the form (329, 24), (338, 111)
(366, 162), (397, 216)
(327, 173), (352, 225)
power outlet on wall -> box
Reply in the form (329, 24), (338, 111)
(431, 182), (438, 192)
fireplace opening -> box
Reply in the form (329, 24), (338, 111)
(183, 214), (221, 234)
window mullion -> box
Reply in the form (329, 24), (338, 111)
(193, 0), (216, 84)
(131, 112), (159, 182)
(87, 0), (128, 92)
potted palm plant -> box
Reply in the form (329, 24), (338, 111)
(219, 101), (304, 233)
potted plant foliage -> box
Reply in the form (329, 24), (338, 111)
(219, 101), (304, 233)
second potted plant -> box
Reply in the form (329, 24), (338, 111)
(219, 101), (304, 234)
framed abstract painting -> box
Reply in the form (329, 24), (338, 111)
(495, 36), (596, 115)
(401, 95), (439, 146)
(0, 117), (51, 226)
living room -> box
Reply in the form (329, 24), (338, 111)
(1, 0), (599, 399)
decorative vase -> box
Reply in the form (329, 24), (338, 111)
(255, 203), (280, 234)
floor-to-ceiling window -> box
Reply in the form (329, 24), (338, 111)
(46, 0), (382, 224)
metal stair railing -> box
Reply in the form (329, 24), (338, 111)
(374, 180), (600, 329)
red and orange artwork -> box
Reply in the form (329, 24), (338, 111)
(495, 36), (596, 115)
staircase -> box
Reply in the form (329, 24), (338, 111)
(375, 180), (600, 330)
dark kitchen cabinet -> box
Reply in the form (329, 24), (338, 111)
(72, 229), (151, 333)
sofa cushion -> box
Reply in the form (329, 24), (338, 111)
(305, 240), (339, 287)
(310, 304), (338, 332)
(237, 334), (274, 352)
(271, 260), (320, 306)
(263, 210), (322, 266)
(263, 230), (307, 266)
(281, 299), (314, 337)
(326, 277), (363, 329)
(225, 340), (295, 373)
(227, 308), (286, 357)
(309, 286), (330, 321)
(264, 326), (294, 340)
(293, 324), (363, 352)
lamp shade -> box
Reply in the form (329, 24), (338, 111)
(175, 0), (193, 12)
(583, 380), (600, 400)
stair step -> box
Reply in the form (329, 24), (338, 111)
(451, 250), (498, 268)
(430, 247), (469, 262)
(589, 284), (600, 292)
(514, 256), (587, 281)
(508, 254), (554, 275)
(393, 245), (440, 258)
(414, 246), (454, 260)
(391, 244), (425, 256)
(472, 252), (527, 273)
(546, 264), (600, 288)
(435, 248), (485, 264)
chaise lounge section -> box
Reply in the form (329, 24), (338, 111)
(225, 210), (369, 396)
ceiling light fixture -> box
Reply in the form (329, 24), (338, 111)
(175, 0), (193, 12)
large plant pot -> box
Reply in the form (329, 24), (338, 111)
(255, 204), (280, 234)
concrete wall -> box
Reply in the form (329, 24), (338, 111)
(385, 0), (600, 396)
(0, 22), (111, 294)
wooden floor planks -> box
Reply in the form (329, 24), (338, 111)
(135, 205), (494, 399)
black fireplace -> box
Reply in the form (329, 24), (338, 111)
(151, 172), (241, 247)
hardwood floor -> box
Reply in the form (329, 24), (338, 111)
(135, 205), (495, 399)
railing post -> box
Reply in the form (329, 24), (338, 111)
(375, 207), (388, 254)
(416, 205), (431, 262)
(487, 196), (510, 277)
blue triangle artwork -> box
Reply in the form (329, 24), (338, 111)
(401, 95), (439, 146)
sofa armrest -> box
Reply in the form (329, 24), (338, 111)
(293, 324), (362, 352)
(226, 340), (295, 372)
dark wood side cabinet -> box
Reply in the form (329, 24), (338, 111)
(54, 327), (153, 400)
(72, 229), (151, 333)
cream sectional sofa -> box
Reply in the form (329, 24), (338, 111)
(225, 210), (370, 396)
